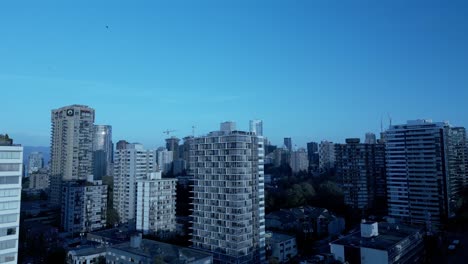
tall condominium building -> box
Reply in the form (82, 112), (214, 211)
(29, 168), (49, 190)
(61, 177), (107, 233)
(116, 140), (129, 150)
(447, 127), (467, 212)
(364, 132), (377, 144)
(249, 120), (263, 136)
(220, 121), (237, 133)
(166, 136), (180, 160)
(306, 142), (319, 171)
(136, 172), (177, 235)
(335, 138), (386, 211)
(93, 125), (113, 179)
(385, 120), (467, 230)
(156, 148), (173, 173)
(50, 105), (95, 206)
(319, 141), (336, 171)
(283, 137), (292, 152)
(182, 136), (194, 171)
(272, 148), (289, 167)
(27, 152), (44, 176)
(0, 134), (23, 264)
(190, 122), (266, 264)
(113, 143), (156, 224)
(290, 148), (309, 173)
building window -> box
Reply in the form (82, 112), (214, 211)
(0, 176), (20, 184)
(0, 152), (21, 159)
(0, 164), (20, 172)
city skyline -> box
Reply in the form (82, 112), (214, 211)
(2, 1), (468, 148)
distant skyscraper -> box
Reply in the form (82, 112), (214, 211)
(165, 136), (180, 161)
(335, 138), (386, 211)
(249, 119), (263, 136)
(29, 168), (49, 190)
(190, 123), (266, 263)
(364, 132), (377, 144)
(136, 172), (177, 235)
(290, 148), (309, 173)
(61, 178), (107, 233)
(220, 121), (236, 133)
(385, 120), (467, 229)
(319, 141), (335, 171)
(181, 136), (194, 171)
(27, 151), (44, 176)
(116, 140), (129, 150)
(157, 148), (174, 173)
(93, 125), (113, 179)
(0, 134), (22, 263)
(113, 143), (156, 224)
(283, 137), (292, 152)
(306, 142), (319, 171)
(50, 105), (95, 206)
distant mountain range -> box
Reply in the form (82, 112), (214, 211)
(23, 146), (50, 166)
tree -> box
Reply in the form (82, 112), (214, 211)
(301, 183), (316, 201)
(286, 184), (306, 207)
(107, 207), (120, 227)
(319, 181), (342, 196)
(268, 256), (280, 264)
(97, 256), (106, 264)
(154, 256), (167, 264)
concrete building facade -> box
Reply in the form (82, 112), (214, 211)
(61, 178), (108, 233)
(190, 123), (266, 264)
(50, 105), (95, 206)
(156, 148), (173, 173)
(27, 152), (44, 176)
(319, 141), (335, 171)
(136, 172), (177, 235)
(0, 135), (23, 264)
(385, 120), (467, 230)
(28, 168), (49, 190)
(113, 143), (156, 224)
(290, 148), (309, 173)
(335, 138), (386, 211)
(265, 232), (297, 263)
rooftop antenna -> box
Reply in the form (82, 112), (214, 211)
(387, 113), (392, 128)
(380, 115), (383, 133)
(192, 125), (196, 137)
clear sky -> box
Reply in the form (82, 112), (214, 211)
(2, 0), (468, 148)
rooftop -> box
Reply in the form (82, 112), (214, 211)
(69, 246), (106, 257)
(266, 232), (296, 244)
(110, 239), (212, 263)
(330, 222), (423, 251)
(87, 226), (135, 245)
(0, 134), (13, 146)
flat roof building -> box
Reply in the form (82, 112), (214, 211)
(330, 221), (424, 264)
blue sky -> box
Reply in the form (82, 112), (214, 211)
(2, 0), (468, 148)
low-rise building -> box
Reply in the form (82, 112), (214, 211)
(330, 221), (424, 264)
(290, 148), (309, 173)
(28, 168), (49, 190)
(67, 247), (106, 264)
(136, 172), (177, 235)
(266, 232), (298, 263)
(61, 177), (107, 233)
(68, 233), (213, 264)
(107, 234), (213, 264)
(266, 207), (345, 237)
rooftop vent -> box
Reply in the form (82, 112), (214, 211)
(361, 221), (379, 238)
